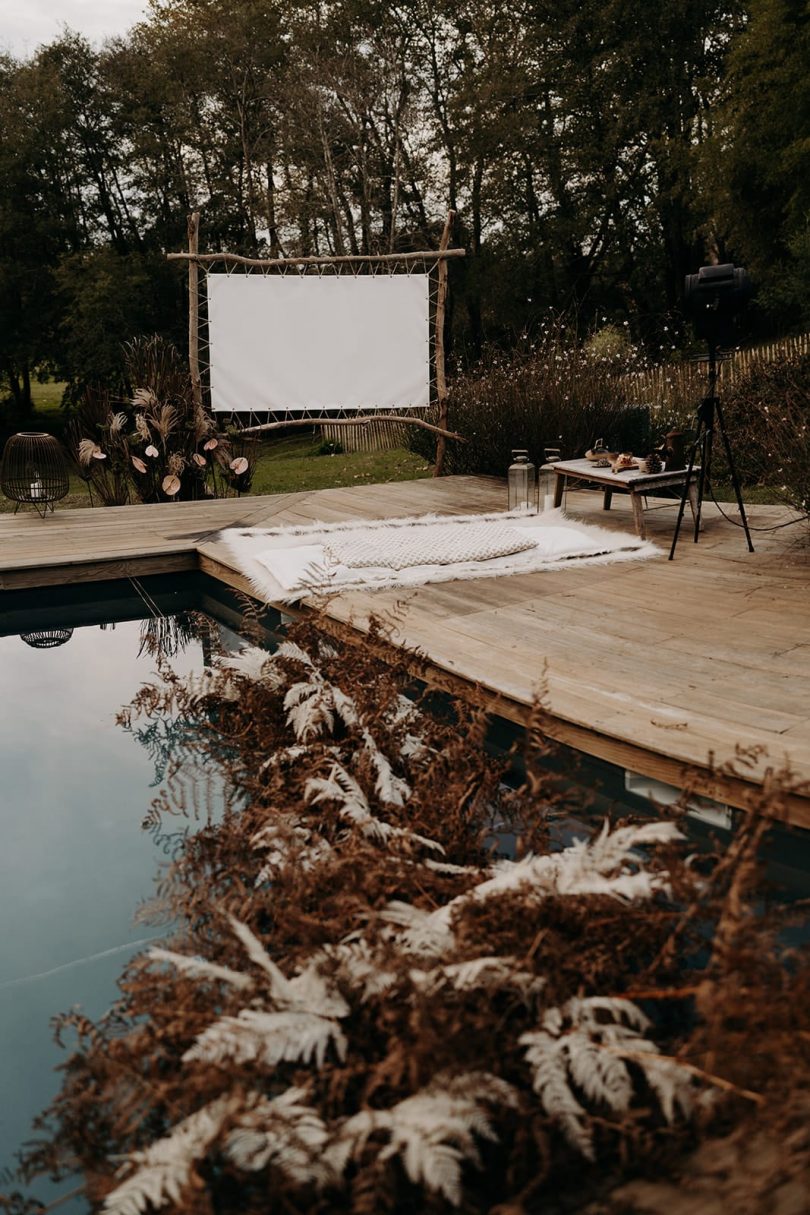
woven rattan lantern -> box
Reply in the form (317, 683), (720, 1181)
(1, 432), (69, 515)
(20, 629), (74, 649)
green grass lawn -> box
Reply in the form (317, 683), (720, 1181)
(248, 434), (432, 494)
(1, 414), (434, 513)
(29, 380), (67, 413)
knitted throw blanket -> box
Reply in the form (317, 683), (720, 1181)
(219, 508), (659, 604)
(324, 521), (536, 570)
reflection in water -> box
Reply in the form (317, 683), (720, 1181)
(19, 628), (74, 649)
(0, 603), (240, 1212)
(137, 609), (218, 662)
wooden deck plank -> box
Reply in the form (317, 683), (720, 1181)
(2, 476), (808, 821)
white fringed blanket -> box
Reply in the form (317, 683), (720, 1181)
(220, 508), (658, 604)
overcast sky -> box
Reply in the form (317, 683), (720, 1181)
(0, 0), (149, 58)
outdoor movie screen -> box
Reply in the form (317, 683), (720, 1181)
(206, 273), (431, 414)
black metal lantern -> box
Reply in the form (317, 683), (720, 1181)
(20, 629), (74, 649)
(1, 432), (70, 515)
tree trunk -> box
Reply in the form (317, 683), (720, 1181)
(237, 90), (259, 253)
(21, 362), (31, 413)
(266, 158), (280, 258)
(319, 110), (346, 256)
(466, 154), (484, 357)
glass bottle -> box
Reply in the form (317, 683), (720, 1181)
(507, 449), (535, 512)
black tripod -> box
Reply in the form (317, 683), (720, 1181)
(668, 340), (755, 560)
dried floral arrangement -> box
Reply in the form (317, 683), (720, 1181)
(66, 336), (256, 505)
(6, 617), (809, 1214)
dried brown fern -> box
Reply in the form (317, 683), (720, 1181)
(5, 616), (809, 1215)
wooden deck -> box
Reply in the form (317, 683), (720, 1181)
(2, 477), (808, 824)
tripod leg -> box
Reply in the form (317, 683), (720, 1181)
(715, 399), (755, 552)
(668, 422), (704, 560)
(694, 421), (712, 542)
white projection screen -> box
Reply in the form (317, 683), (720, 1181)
(206, 273), (431, 414)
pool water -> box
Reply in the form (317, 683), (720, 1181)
(486, 718), (810, 917)
(0, 576), (278, 1209)
(1, 575), (807, 1210)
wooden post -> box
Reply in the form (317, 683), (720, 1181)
(433, 209), (455, 477)
(187, 211), (203, 411)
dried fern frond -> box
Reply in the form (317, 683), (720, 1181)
(228, 925), (351, 1018)
(305, 762), (391, 842)
(520, 996), (697, 1159)
(103, 1096), (239, 1215)
(217, 645), (274, 683)
(325, 1072), (518, 1206)
(361, 726), (411, 807)
(464, 819), (683, 907)
(251, 819), (333, 885)
(224, 1087), (332, 1185)
(274, 640), (316, 668)
(423, 858), (480, 876)
(305, 762), (440, 853)
(401, 731), (428, 759)
(315, 940), (399, 1002)
(258, 744), (309, 772)
(306, 763), (371, 823)
(286, 958), (351, 1018)
(325, 685), (412, 806)
(183, 1009), (347, 1070)
(146, 947), (254, 992)
(380, 820), (681, 962)
(410, 955), (545, 1004)
(284, 678), (336, 740)
(228, 916), (294, 997)
(378, 900), (455, 957)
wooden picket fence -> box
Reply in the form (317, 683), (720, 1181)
(320, 417), (410, 453)
(620, 332), (810, 412)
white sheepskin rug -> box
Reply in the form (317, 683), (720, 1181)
(220, 508), (659, 604)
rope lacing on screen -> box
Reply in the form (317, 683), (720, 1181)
(198, 254), (443, 435)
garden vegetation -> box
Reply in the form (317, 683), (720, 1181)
(5, 615), (809, 1213)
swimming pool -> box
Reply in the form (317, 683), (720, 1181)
(0, 575), (280, 1209)
(2, 574), (807, 1211)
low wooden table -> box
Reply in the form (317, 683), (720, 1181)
(552, 458), (700, 539)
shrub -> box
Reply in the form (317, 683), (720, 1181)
(315, 439), (345, 456)
(719, 352), (810, 517)
(413, 325), (653, 476)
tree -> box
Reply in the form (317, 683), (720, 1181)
(0, 54), (74, 414)
(0, 0), (804, 407)
(708, 0), (810, 330)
